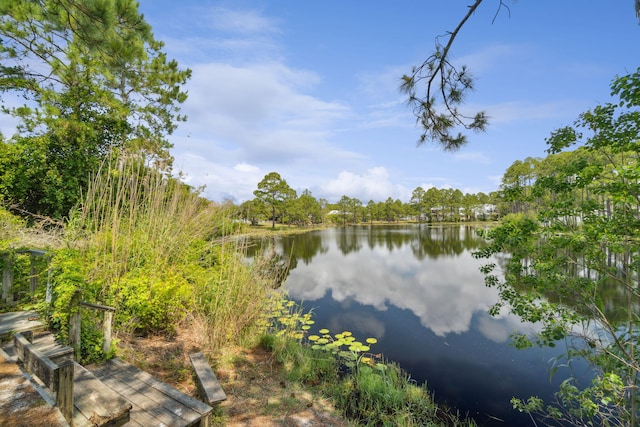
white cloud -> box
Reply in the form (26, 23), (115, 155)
(452, 151), (491, 164)
(234, 162), (259, 173)
(321, 167), (411, 202)
(183, 62), (351, 152)
(173, 152), (264, 202)
(168, 60), (366, 201)
(207, 7), (280, 35)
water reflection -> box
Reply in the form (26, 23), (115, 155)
(284, 225), (523, 338)
(266, 225), (589, 426)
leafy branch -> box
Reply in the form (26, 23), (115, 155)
(402, 0), (640, 151)
(401, 0), (497, 150)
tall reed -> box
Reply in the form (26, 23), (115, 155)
(64, 154), (272, 347)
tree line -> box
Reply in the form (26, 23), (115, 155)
(236, 171), (505, 229)
(240, 146), (624, 228)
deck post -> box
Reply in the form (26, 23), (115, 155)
(78, 301), (116, 356)
(45, 260), (52, 304)
(69, 293), (81, 360)
(29, 253), (38, 293)
(2, 253), (13, 304)
(103, 310), (113, 355)
(57, 359), (74, 424)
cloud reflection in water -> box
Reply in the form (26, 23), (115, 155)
(283, 226), (536, 342)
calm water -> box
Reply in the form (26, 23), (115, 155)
(262, 224), (592, 426)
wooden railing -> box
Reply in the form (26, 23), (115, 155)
(1, 249), (50, 305)
(2, 249), (115, 360)
(70, 301), (116, 359)
(14, 331), (75, 423)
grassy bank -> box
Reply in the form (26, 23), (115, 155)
(250, 297), (477, 427)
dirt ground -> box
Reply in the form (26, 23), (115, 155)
(0, 353), (67, 427)
(117, 324), (352, 427)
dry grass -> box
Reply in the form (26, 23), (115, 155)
(116, 318), (352, 427)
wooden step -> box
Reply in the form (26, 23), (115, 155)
(31, 332), (74, 364)
(72, 362), (132, 427)
(91, 358), (213, 427)
(189, 352), (227, 405)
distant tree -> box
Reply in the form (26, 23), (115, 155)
(239, 199), (262, 225)
(280, 187), (297, 226)
(461, 193), (478, 221)
(318, 198), (329, 224)
(500, 157), (540, 214)
(337, 195), (351, 225)
(383, 197), (404, 222)
(424, 187), (443, 222)
(253, 172), (294, 229)
(350, 197), (363, 224)
(365, 199), (378, 222)
(410, 187), (427, 222)
(290, 189), (319, 225)
(401, 0), (640, 150)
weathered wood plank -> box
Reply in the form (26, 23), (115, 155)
(74, 367), (150, 427)
(95, 360), (202, 426)
(73, 362), (131, 427)
(13, 332), (75, 426)
(107, 358), (213, 417)
(91, 365), (167, 427)
(57, 359), (74, 423)
(103, 310), (113, 355)
(92, 362), (196, 427)
(14, 332), (59, 390)
(0, 310), (45, 340)
(189, 352), (227, 405)
(32, 332), (74, 362)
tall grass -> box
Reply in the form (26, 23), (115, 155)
(61, 155), (273, 351)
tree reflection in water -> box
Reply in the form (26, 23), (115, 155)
(254, 225), (590, 427)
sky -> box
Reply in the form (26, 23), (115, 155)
(8, 1), (640, 204)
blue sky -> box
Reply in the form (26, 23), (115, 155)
(112, 2), (640, 202)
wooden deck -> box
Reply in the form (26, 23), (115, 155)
(0, 310), (46, 340)
(91, 358), (213, 427)
(0, 311), (214, 427)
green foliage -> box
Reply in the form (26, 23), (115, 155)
(48, 249), (86, 339)
(333, 359), (455, 427)
(78, 314), (116, 364)
(253, 172), (296, 229)
(0, 0), (191, 218)
(38, 156), (272, 354)
(0, 135), (102, 218)
(111, 268), (191, 334)
(476, 69), (640, 426)
(0, 157), (274, 362)
(400, 1), (488, 150)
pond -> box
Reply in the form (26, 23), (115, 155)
(257, 224), (592, 426)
